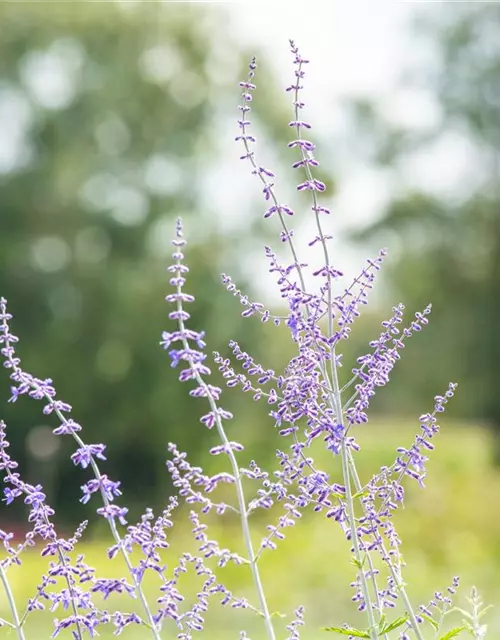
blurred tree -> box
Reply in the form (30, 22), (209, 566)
(346, 5), (500, 449)
(0, 1), (295, 522)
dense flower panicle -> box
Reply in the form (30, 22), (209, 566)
(264, 246), (313, 313)
(327, 249), (388, 343)
(287, 40), (330, 224)
(1, 297), (176, 638)
(154, 540), (250, 635)
(166, 443), (235, 516)
(0, 422), (114, 639)
(420, 576), (460, 619)
(231, 45), (463, 638)
(244, 460), (288, 514)
(107, 501), (177, 588)
(221, 273), (285, 323)
(161, 218), (235, 435)
(0, 421), (55, 541)
(392, 382), (458, 487)
(0, 299), (128, 530)
(0, 44), (472, 640)
(353, 381), (459, 580)
(236, 50), (305, 379)
(345, 304), (432, 426)
(213, 351), (275, 400)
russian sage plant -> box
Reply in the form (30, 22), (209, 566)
(0, 42), (489, 640)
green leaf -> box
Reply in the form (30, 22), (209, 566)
(269, 611), (286, 619)
(331, 492), (347, 500)
(438, 626), (467, 640)
(477, 604), (494, 619)
(379, 616), (409, 634)
(352, 490), (370, 499)
(258, 610), (285, 619)
(419, 612), (439, 630)
(322, 626), (370, 637)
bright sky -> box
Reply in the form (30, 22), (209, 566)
(203, 2), (420, 290)
(210, 1), (479, 296)
(228, 2), (414, 98)
(228, 1), (416, 223)
(4, 1), (474, 296)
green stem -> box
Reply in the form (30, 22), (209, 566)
(175, 270), (276, 640)
(1, 309), (162, 639)
(340, 439), (379, 640)
(0, 563), (26, 640)
(347, 451), (425, 640)
(16, 399), (161, 638)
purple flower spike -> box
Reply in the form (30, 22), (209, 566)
(0, 42), (467, 640)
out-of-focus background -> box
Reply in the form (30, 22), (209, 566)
(1, 1), (499, 638)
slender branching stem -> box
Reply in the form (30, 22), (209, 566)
(2, 375), (163, 639)
(347, 451), (425, 640)
(174, 262), (277, 640)
(0, 563), (26, 640)
(340, 438), (379, 640)
(71, 431), (162, 640)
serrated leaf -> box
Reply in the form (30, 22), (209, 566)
(419, 612), (439, 630)
(438, 625), (466, 640)
(322, 626), (370, 637)
(379, 615), (409, 634)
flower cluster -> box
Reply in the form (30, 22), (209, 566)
(0, 40), (488, 640)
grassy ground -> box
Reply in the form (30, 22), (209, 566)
(2, 418), (500, 639)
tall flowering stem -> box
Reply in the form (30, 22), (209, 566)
(287, 41), (437, 640)
(287, 42), (385, 638)
(0, 299), (162, 640)
(0, 40), (475, 640)
(239, 49), (374, 633)
(162, 219), (277, 640)
(233, 45), (458, 640)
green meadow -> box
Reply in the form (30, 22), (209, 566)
(3, 418), (500, 639)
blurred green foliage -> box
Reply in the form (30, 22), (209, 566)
(346, 5), (500, 448)
(0, 4), (497, 636)
(0, 1), (294, 522)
